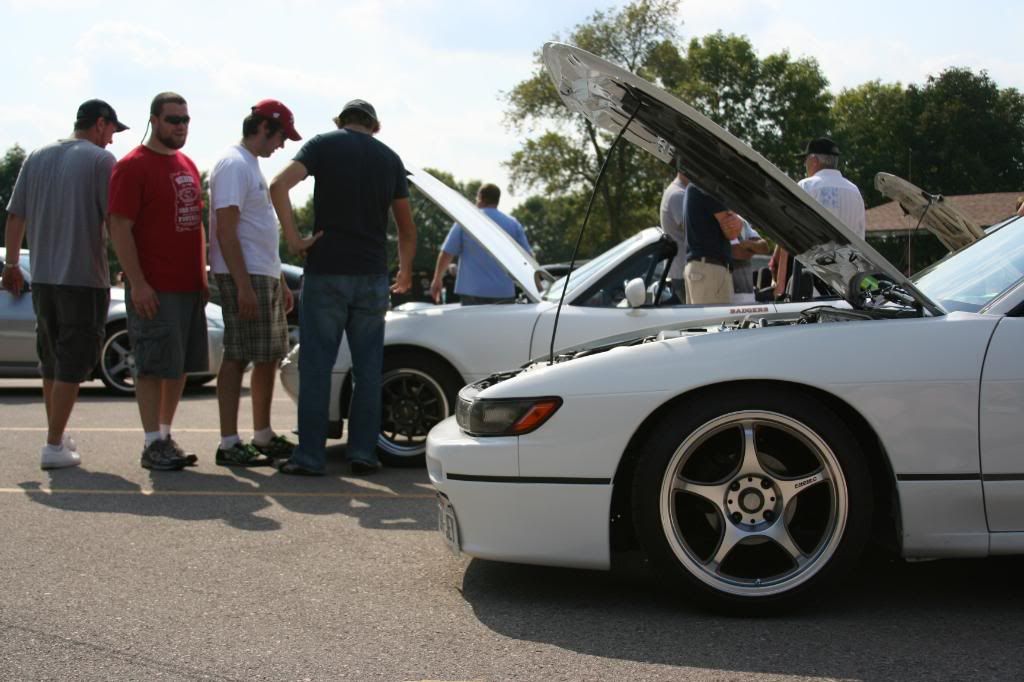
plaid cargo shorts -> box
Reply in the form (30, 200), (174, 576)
(215, 273), (289, 363)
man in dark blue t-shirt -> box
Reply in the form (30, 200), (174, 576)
(682, 184), (742, 304)
(270, 99), (417, 476)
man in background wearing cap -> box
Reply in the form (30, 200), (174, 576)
(207, 100), (302, 467)
(2, 99), (127, 470)
(108, 92), (208, 471)
(270, 99), (416, 476)
(659, 156), (689, 302)
(772, 137), (867, 298)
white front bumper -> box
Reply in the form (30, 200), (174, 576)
(427, 416), (612, 570)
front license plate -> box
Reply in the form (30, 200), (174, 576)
(437, 494), (461, 557)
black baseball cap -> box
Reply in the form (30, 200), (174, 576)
(76, 99), (129, 132)
(336, 99), (378, 124)
(795, 137), (839, 157)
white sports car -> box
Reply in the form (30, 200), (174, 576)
(280, 168), (836, 466)
(427, 43), (1024, 611)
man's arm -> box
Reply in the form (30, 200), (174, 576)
(2, 213), (27, 295)
(430, 250), (455, 303)
(270, 161), (321, 255)
(391, 197), (417, 294)
(109, 213), (159, 319)
(714, 210), (742, 240)
(215, 206), (257, 319)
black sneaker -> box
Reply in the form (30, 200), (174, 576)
(166, 437), (199, 466)
(250, 434), (296, 460)
(215, 442), (274, 467)
(349, 459), (382, 476)
(141, 439), (188, 471)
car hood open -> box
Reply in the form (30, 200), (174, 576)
(406, 165), (545, 302)
(874, 172), (985, 252)
(542, 42), (944, 316)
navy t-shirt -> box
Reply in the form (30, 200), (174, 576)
(293, 129), (409, 275)
(683, 184), (731, 263)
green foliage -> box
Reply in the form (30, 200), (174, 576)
(834, 69), (1024, 207)
(278, 193), (315, 266)
(0, 144), (27, 241)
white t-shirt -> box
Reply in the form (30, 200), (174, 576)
(208, 144), (282, 278)
(798, 169), (866, 238)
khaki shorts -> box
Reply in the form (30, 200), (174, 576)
(215, 273), (289, 363)
(126, 289), (209, 378)
(684, 260), (734, 305)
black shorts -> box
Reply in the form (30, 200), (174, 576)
(126, 289), (209, 379)
(32, 283), (110, 383)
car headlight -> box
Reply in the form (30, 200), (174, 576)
(456, 395), (562, 436)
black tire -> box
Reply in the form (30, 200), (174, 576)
(97, 322), (136, 395)
(632, 385), (872, 613)
(377, 351), (462, 468)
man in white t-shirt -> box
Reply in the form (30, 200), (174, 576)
(208, 99), (301, 466)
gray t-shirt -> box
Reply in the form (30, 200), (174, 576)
(6, 138), (114, 288)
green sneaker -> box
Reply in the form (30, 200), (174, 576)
(215, 441), (273, 467)
(251, 434), (296, 460)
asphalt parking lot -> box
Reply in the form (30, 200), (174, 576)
(1, 377), (1023, 681)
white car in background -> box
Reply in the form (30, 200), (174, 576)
(427, 43), (1024, 612)
(279, 167), (839, 467)
(0, 252), (226, 394)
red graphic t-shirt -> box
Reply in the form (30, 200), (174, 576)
(108, 145), (205, 292)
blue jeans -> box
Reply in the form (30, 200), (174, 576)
(289, 273), (389, 473)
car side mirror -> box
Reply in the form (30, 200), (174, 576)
(624, 277), (646, 308)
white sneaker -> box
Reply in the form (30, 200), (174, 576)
(62, 434), (78, 452)
(40, 443), (81, 470)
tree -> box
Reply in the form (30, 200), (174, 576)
(652, 31), (832, 176)
(504, 0), (682, 254)
(0, 144), (26, 242)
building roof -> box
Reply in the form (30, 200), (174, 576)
(867, 192), (1021, 234)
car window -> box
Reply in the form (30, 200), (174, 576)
(574, 240), (676, 308)
(914, 216), (1024, 312)
(542, 232), (649, 302)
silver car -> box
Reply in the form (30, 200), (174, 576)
(0, 252), (225, 394)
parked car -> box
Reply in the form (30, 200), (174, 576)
(427, 42), (1024, 612)
(0, 252), (226, 394)
(279, 167), (841, 467)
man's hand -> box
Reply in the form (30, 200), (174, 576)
(282, 285), (294, 315)
(131, 280), (160, 320)
(1, 265), (25, 296)
(429, 276), (443, 303)
(237, 283), (258, 320)
(287, 231), (322, 256)
(391, 268), (412, 294)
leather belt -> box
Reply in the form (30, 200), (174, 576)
(693, 256), (730, 269)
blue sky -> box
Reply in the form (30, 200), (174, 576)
(3, 0), (1022, 208)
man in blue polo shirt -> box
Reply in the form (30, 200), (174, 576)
(429, 183), (532, 305)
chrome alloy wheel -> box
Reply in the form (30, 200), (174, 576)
(378, 367), (450, 457)
(99, 326), (136, 394)
(659, 411), (847, 598)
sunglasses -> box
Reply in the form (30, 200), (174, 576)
(162, 115), (191, 125)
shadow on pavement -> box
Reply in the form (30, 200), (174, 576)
(460, 552), (1024, 679)
(16, 444), (435, 533)
(0, 383), (221, 406)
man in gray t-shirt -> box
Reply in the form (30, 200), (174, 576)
(2, 99), (128, 470)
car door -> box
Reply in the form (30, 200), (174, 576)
(0, 257), (39, 371)
(529, 239), (779, 358)
(979, 314), (1024, 532)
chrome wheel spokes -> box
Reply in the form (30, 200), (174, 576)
(378, 368), (449, 456)
(660, 411), (848, 597)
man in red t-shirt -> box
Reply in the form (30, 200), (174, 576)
(109, 91), (209, 471)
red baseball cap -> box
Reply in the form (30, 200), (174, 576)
(251, 99), (301, 141)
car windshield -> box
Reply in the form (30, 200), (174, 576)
(913, 215), (1024, 312)
(542, 231), (649, 302)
